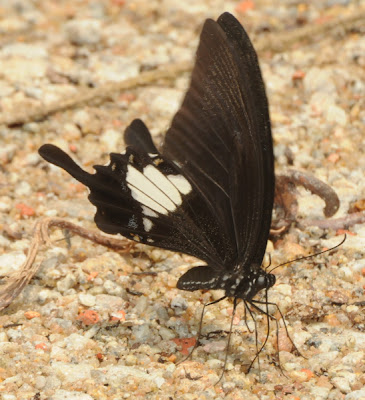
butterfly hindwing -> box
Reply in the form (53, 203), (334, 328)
(124, 119), (158, 153)
(39, 141), (225, 267)
(176, 266), (222, 291)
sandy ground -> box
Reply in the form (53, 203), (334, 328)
(0, 1), (364, 399)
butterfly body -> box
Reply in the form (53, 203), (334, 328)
(39, 12), (275, 307)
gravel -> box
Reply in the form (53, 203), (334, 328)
(0, 1), (364, 399)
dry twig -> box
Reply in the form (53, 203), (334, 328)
(0, 217), (133, 311)
(0, 11), (363, 127)
(299, 211), (365, 231)
(271, 169), (340, 233)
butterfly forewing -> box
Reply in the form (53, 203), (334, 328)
(163, 13), (274, 272)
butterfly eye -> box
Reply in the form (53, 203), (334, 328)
(256, 276), (267, 288)
(268, 273), (276, 288)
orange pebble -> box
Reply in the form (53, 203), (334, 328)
(336, 229), (356, 236)
(77, 310), (100, 326)
(327, 153), (340, 163)
(87, 271), (99, 281)
(70, 182), (85, 193)
(35, 342), (48, 350)
(111, 0), (125, 7)
(292, 70), (305, 80)
(110, 310), (126, 321)
(172, 337), (196, 356)
(168, 354), (177, 363)
(24, 311), (40, 319)
(323, 314), (341, 326)
(15, 203), (35, 217)
(301, 368), (314, 380)
(112, 119), (122, 127)
(235, 0), (254, 14)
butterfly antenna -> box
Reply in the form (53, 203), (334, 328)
(268, 234), (346, 274)
(176, 296), (227, 366)
(216, 297), (239, 385)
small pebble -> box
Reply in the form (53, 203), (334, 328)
(0, 144), (17, 164)
(0, 251), (26, 275)
(103, 279), (124, 296)
(170, 295), (188, 315)
(132, 324), (152, 343)
(345, 388), (365, 400)
(49, 390), (94, 400)
(206, 359), (224, 369)
(57, 274), (77, 292)
(203, 340), (226, 353)
(78, 293), (96, 307)
(64, 20), (102, 45)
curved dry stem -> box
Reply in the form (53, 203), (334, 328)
(272, 169), (340, 234)
(0, 217), (133, 311)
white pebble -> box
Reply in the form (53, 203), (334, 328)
(65, 20), (102, 45)
(326, 104), (348, 126)
(79, 293), (96, 307)
(0, 251), (26, 275)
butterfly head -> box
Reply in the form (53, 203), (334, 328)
(226, 266), (276, 301)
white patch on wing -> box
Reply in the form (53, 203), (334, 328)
(141, 205), (158, 218)
(143, 217), (153, 232)
(129, 186), (168, 215)
(127, 165), (176, 213)
(143, 165), (182, 205)
(167, 174), (192, 195)
(148, 153), (158, 157)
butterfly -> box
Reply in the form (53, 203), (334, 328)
(39, 12), (276, 366)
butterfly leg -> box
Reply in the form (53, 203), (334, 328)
(251, 299), (304, 358)
(243, 302), (254, 333)
(215, 297), (239, 385)
(176, 295), (227, 365)
(246, 298), (278, 374)
(243, 300), (262, 376)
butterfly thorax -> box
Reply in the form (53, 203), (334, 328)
(223, 265), (276, 301)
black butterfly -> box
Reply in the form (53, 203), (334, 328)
(39, 12), (276, 365)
